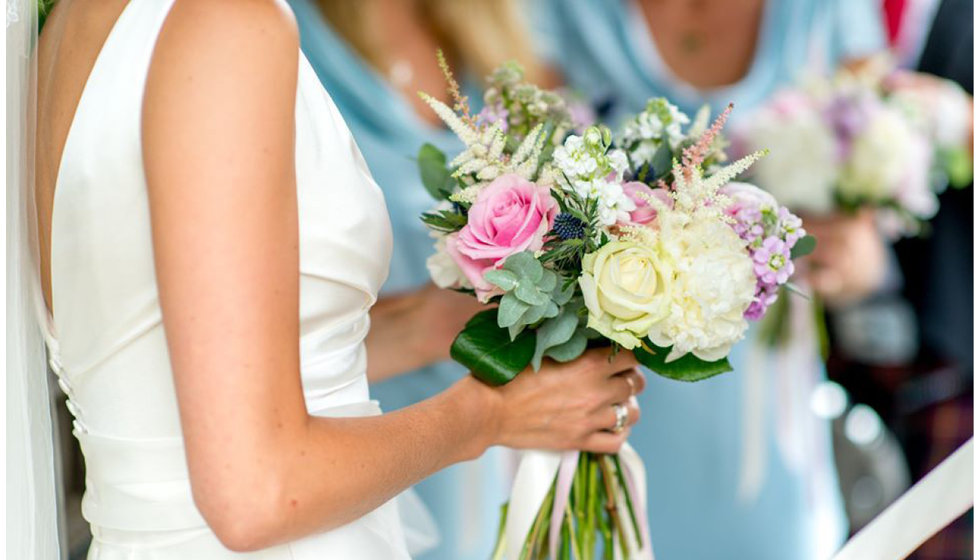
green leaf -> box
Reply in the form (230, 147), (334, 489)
(943, 147), (973, 188)
(498, 293), (530, 328)
(503, 252), (544, 283)
(650, 141), (673, 180)
(552, 281), (576, 306)
(521, 301), (552, 326)
(790, 234), (817, 259)
(633, 339), (732, 382)
(515, 279), (550, 306)
(531, 307), (580, 370)
(451, 309), (535, 386)
(418, 143), (453, 200)
(538, 269), (558, 293)
(544, 331), (589, 363)
(484, 269), (519, 291)
(421, 210), (467, 233)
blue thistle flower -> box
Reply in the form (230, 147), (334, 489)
(553, 213), (586, 240)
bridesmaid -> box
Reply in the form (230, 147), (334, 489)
(540, 0), (889, 558)
(286, 1), (551, 558)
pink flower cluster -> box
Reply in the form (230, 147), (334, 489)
(722, 182), (805, 320)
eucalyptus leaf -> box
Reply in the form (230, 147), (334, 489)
(450, 309), (535, 386)
(633, 339), (732, 382)
(484, 269), (519, 291)
(790, 235), (817, 259)
(515, 280), (549, 306)
(544, 331), (589, 363)
(542, 301), (560, 319)
(418, 143), (454, 200)
(553, 282), (576, 306)
(503, 252), (544, 283)
(520, 301), (551, 326)
(498, 294), (530, 328)
(531, 308), (580, 370)
(538, 269), (558, 293)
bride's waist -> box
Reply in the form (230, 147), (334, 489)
(76, 399), (382, 532)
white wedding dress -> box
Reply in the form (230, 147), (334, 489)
(42, 0), (413, 557)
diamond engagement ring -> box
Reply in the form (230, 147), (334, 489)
(612, 403), (629, 433)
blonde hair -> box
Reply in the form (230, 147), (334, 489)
(316, 0), (544, 85)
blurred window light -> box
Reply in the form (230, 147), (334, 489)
(810, 381), (848, 419)
(844, 404), (884, 446)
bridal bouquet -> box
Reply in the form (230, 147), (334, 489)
(734, 60), (972, 237)
(417, 56), (812, 559)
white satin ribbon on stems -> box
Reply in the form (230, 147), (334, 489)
(502, 444), (654, 560)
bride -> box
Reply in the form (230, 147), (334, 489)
(23, 0), (645, 557)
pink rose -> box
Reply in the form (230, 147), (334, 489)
(447, 174), (558, 302)
(621, 182), (672, 226)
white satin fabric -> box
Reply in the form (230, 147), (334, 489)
(43, 0), (414, 557)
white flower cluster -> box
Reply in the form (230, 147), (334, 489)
(553, 129), (636, 227)
(741, 99), (840, 214)
(647, 213), (756, 362)
(619, 98), (691, 162)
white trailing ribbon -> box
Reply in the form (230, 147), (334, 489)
(505, 444), (654, 559)
(831, 438), (974, 560)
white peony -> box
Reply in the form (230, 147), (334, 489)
(839, 106), (914, 203)
(647, 213), (756, 362)
(740, 103), (840, 214)
(426, 234), (472, 289)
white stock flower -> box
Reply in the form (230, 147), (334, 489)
(574, 177), (637, 227)
(647, 213), (756, 362)
(620, 98), (690, 150)
(554, 135), (599, 181)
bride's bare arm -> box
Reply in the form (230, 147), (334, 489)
(365, 285), (485, 382)
(143, 0), (643, 553)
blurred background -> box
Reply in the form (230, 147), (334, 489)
(43, 0), (972, 558)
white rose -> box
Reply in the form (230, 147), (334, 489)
(579, 241), (673, 350)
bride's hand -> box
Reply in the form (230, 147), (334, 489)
(466, 349), (644, 456)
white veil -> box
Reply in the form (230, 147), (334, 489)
(6, 0), (62, 557)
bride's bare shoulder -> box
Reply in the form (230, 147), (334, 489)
(156, 0), (299, 63)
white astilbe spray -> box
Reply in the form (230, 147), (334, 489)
(418, 93), (548, 204)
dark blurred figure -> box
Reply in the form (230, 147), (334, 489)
(829, 1), (973, 558)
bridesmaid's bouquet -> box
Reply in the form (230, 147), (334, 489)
(416, 56), (812, 559)
(734, 58), (972, 238)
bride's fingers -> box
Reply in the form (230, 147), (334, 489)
(573, 348), (639, 380)
(593, 369), (645, 408)
(580, 429), (631, 455)
(589, 398), (641, 432)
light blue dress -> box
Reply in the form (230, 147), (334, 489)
(537, 1), (885, 558)
(288, 1), (509, 558)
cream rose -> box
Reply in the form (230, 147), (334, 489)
(578, 241), (673, 349)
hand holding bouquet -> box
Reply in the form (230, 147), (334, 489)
(416, 55), (812, 559)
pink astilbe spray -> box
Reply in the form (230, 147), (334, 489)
(680, 103), (734, 179)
